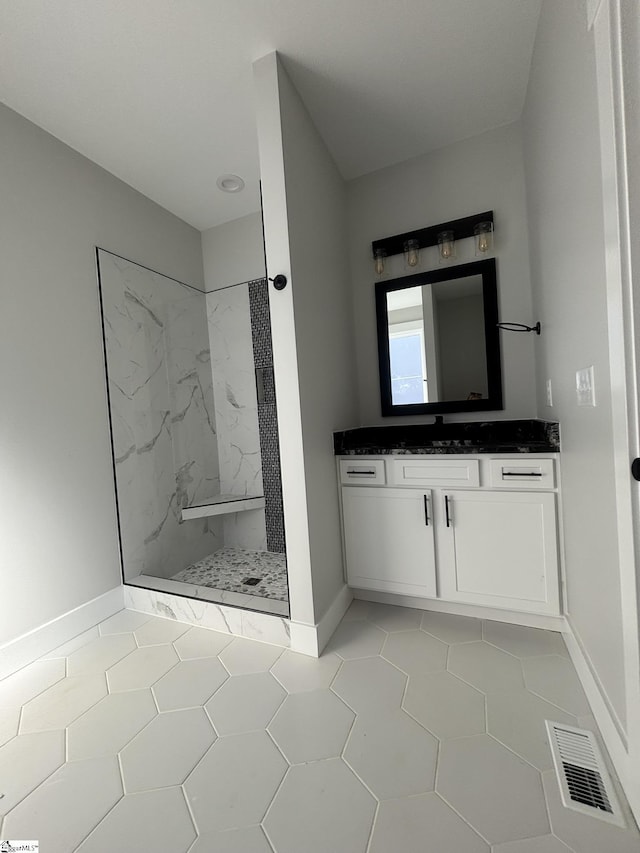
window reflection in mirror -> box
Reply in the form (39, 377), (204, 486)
(376, 259), (502, 416)
(387, 287), (428, 405)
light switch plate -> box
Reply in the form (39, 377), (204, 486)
(576, 366), (596, 406)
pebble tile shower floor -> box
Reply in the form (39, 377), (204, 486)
(172, 547), (288, 602)
(0, 601), (639, 852)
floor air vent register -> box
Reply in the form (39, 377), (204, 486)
(546, 721), (625, 827)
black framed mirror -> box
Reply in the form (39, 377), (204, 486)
(376, 258), (502, 416)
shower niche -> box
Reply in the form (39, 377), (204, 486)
(97, 248), (288, 617)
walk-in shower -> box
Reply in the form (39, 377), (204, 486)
(97, 248), (288, 617)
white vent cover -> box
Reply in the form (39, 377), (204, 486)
(546, 721), (625, 827)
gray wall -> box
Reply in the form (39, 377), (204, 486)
(347, 122), (536, 425)
(523, 0), (626, 730)
(0, 102), (204, 646)
(201, 212), (266, 292)
(437, 294), (488, 401)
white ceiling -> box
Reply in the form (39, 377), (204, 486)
(0, 0), (541, 231)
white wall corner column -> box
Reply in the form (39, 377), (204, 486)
(591, 0), (640, 819)
(253, 51), (359, 654)
(253, 51), (315, 635)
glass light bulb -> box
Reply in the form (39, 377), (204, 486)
(404, 239), (420, 268)
(474, 221), (493, 255)
(374, 249), (386, 276)
(438, 231), (455, 261)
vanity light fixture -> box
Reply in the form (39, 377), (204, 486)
(371, 211), (493, 274)
(403, 239), (420, 269)
(374, 247), (387, 277)
(216, 173), (245, 193)
(497, 321), (541, 335)
(474, 220), (493, 255)
(438, 230), (455, 261)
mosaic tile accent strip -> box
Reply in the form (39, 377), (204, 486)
(172, 547), (288, 602)
(248, 278), (286, 554)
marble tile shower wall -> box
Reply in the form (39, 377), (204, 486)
(98, 251), (223, 581)
(206, 285), (267, 551)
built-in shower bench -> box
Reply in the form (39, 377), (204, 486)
(181, 494), (265, 521)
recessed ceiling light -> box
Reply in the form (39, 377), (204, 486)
(216, 174), (245, 193)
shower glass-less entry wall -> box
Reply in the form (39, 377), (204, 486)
(97, 248), (288, 616)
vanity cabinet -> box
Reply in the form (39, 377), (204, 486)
(339, 454), (561, 618)
(341, 487), (437, 597)
(437, 489), (559, 614)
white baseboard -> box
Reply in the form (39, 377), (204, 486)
(563, 615), (639, 818)
(289, 584), (353, 657)
(317, 584), (353, 654)
(288, 621), (320, 657)
(353, 588), (567, 632)
(0, 586), (124, 679)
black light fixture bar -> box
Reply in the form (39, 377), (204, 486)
(371, 210), (494, 260)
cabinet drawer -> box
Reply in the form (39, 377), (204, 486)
(340, 459), (386, 485)
(489, 458), (555, 489)
(390, 458), (480, 488)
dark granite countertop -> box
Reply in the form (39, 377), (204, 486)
(334, 419), (560, 455)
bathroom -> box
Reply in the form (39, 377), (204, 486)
(2, 0), (640, 833)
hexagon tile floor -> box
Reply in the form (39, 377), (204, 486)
(0, 602), (639, 852)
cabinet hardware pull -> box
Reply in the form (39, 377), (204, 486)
(423, 494), (429, 526)
(445, 495), (451, 527)
(346, 470), (376, 477)
(501, 471), (543, 477)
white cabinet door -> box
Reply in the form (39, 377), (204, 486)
(341, 487), (437, 597)
(439, 490), (560, 614)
